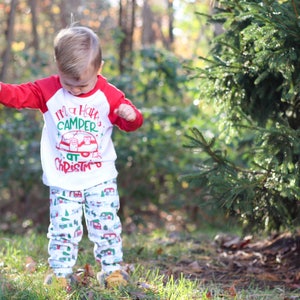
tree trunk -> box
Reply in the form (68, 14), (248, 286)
(28, 0), (39, 55)
(118, 0), (136, 73)
(0, 0), (18, 82)
(141, 0), (155, 46)
(167, 0), (174, 48)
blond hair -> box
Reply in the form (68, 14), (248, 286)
(54, 26), (102, 80)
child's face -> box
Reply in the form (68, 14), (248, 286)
(58, 65), (98, 96)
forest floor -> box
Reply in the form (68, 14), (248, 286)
(121, 206), (300, 299)
(1, 203), (300, 299)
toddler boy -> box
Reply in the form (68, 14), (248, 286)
(0, 25), (143, 289)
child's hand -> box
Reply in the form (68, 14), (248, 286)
(114, 104), (136, 122)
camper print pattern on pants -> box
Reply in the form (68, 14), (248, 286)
(47, 178), (123, 277)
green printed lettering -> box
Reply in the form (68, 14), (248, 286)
(56, 117), (98, 132)
(57, 121), (64, 130)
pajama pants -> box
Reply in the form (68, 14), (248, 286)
(47, 178), (123, 278)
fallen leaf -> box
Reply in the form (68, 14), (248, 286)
(25, 257), (36, 273)
(74, 264), (95, 286)
(156, 247), (163, 255)
(219, 285), (237, 298)
(84, 263), (94, 277)
(205, 290), (213, 298)
(220, 235), (252, 250)
(187, 261), (203, 273)
(256, 272), (279, 282)
(227, 284), (237, 297)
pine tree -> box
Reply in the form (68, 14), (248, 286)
(184, 0), (300, 232)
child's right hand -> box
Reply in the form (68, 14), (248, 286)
(114, 104), (137, 122)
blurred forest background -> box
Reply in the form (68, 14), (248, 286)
(1, 0), (300, 236)
(0, 0), (214, 234)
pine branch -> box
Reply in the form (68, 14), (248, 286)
(184, 127), (267, 175)
(292, 0), (299, 18)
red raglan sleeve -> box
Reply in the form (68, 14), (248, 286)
(0, 76), (61, 113)
(0, 81), (45, 111)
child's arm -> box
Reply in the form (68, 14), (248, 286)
(0, 81), (43, 110)
(0, 76), (61, 112)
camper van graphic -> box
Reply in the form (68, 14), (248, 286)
(56, 130), (99, 158)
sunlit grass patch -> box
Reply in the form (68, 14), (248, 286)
(0, 231), (299, 299)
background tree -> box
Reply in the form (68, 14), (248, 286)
(141, 0), (175, 49)
(118, 0), (136, 73)
(184, 0), (300, 232)
(0, 0), (18, 82)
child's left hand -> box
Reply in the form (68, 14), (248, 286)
(114, 104), (136, 122)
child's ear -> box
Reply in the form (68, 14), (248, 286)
(98, 60), (104, 74)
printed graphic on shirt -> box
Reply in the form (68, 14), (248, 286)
(54, 103), (104, 174)
(57, 130), (100, 158)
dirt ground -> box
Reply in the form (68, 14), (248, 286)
(179, 231), (300, 291)
(122, 206), (300, 294)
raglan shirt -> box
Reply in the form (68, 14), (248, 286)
(0, 75), (143, 191)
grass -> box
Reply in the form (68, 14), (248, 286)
(0, 229), (298, 299)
